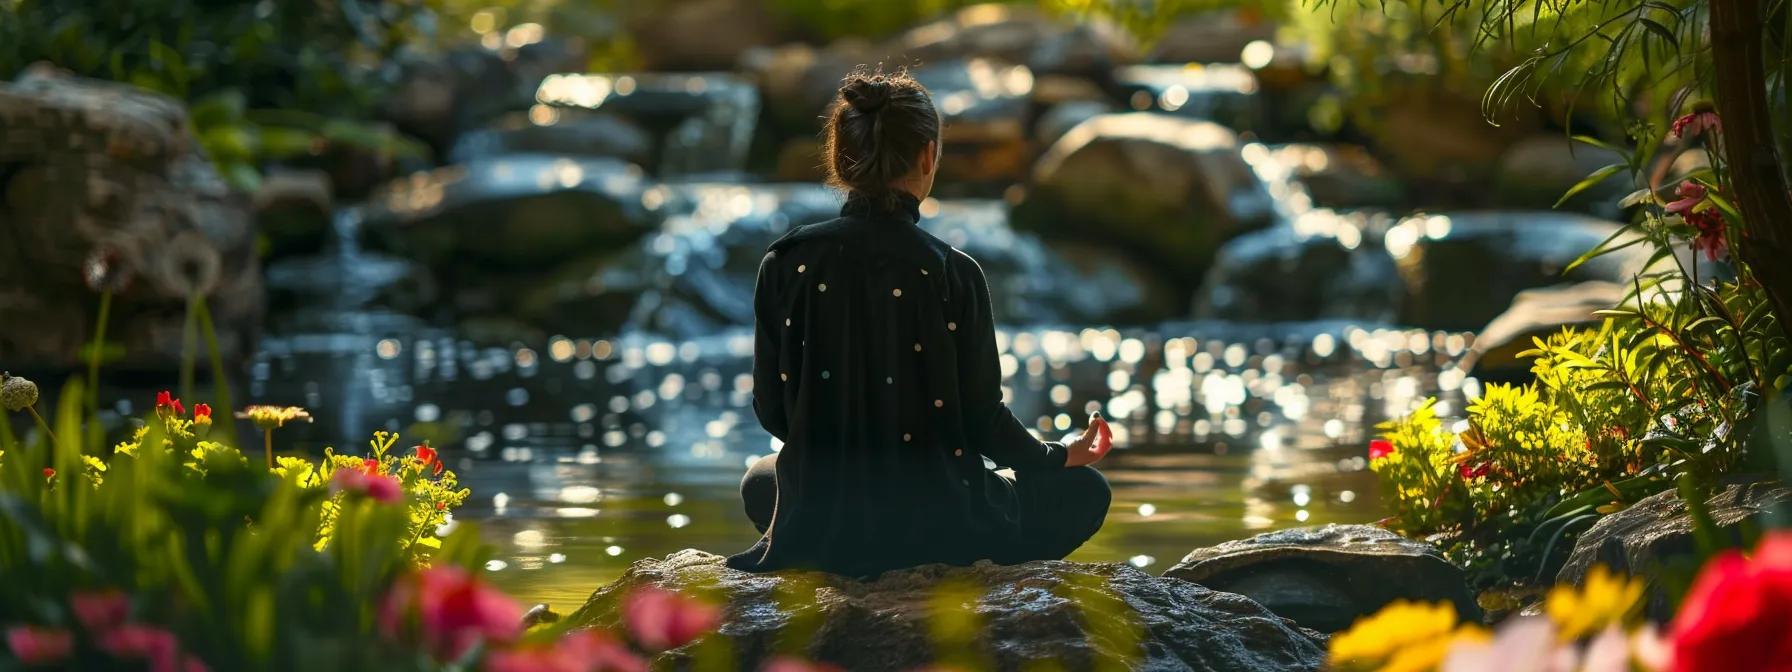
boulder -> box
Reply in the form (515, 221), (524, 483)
(1356, 79), (1541, 200)
(1110, 64), (1261, 133)
(1557, 479), (1790, 620)
(1195, 211), (1404, 324)
(1162, 524), (1479, 633)
(627, 0), (785, 71)
(1387, 211), (1652, 331)
(1495, 135), (1633, 219)
(1012, 113), (1279, 290)
(1460, 281), (1627, 383)
(1033, 100), (1113, 148)
(0, 68), (262, 369)
(361, 154), (660, 271)
(566, 549), (1328, 671)
(532, 72), (761, 177)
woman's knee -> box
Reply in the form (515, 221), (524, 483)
(1065, 466), (1113, 516)
(740, 454), (779, 532)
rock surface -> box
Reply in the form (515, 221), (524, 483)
(1012, 113), (1278, 291)
(1461, 281), (1627, 383)
(1162, 524), (1479, 633)
(0, 68), (262, 368)
(568, 549), (1328, 671)
(1557, 479), (1790, 620)
(1495, 135), (1632, 219)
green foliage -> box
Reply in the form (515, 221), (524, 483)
(0, 381), (488, 670)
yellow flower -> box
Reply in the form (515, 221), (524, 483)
(1329, 601), (1461, 669)
(1546, 566), (1643, 639)
(235, 406), (313, 431)
(1382, 625), (1489, 672)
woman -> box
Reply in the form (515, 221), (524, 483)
(727, 70), (1114, 577)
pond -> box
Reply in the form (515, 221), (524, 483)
(234, 307), (1471, 610)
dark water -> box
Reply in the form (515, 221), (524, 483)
(238, 311), (1472, 609)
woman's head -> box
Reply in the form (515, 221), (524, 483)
(823, 68), (941, 203)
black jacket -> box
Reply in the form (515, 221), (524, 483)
(725, 192), (1066, 576)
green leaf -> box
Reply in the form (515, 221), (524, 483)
(1639, 19), (1678, 50)
(1555, 163), (1627, 208)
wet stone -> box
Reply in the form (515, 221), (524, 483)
(1163, 524), (1480, 633)
(566, 549), (1327, 671)
(1111, 64), (1261, 133)
(533, 72), (760, 177)
(1195, 210), (1404, 324)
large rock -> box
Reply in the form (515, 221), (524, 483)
(1495, 135), (1632, 219)
(1557, 479), (1790, 620)
(447, 109), (654, 166)
(0, 68), (262, 368)
(1195, 211), (1404, 324)
(361, 154), (660, 271)
(1388, 211), (1652, 331)
(1012, 113), (1279, 291)
(1460, 281), (1626, 383)
(1163, 524), (1479, 633)
(567, 549), (1328, 671)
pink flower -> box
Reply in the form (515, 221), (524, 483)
(5, 626), (73, 666)
(484, 630), (647, 672)
(1665, 181), (1706, 215)
(763, 656), (844, 672)
(1683, 209), (1728, 262)
(98, 624), (179, 671)
(1671, 107), (1721, 139)
(623, 587), (721, 652)
(1368, 439), (1395, 461)
(1441, 617), (1575, 672)
(330, 469), (403, 504)
(70, 589), (130, 631)
(380, 566), (524, 661)
(1669, 532), (1792, 672)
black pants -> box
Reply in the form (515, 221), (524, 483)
(740, 453), (1112, 564)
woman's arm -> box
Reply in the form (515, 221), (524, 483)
(958, 257), (1065, 471)
(752, 252), (789, 441)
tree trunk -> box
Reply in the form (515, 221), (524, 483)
(1710, 0), (1792, 341)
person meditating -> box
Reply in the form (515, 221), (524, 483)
(727, 69), (1114, 577)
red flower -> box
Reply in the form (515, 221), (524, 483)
(5, 626), (74, 666)
(98, 624), (179, 671)
(415, 444), (444, 476)
(1670, 532), (1792, 671)
(484, 630), (647, 672)
(330, 469), (402, 504)
(1666, 181), (1707, 215)
(70, 589), (130, 632)
(155, 390), (174, 411)
(192, 403), (212, 426)
(380, 566), (524, 662)
(1368, 439), (1395, 461)
(1671, 107), (1721, 139)
(41, 468), (53, 479)
(623, 587), (721, 651)
(1458, 462), (1489, 480)
(1684, 209), (1728, 262)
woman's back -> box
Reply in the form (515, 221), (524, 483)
(727, 69), (1110, 577)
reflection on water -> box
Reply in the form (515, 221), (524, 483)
(245, 315), (1471, 609)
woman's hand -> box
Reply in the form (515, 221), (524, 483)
(1064, 412), (1113, 467)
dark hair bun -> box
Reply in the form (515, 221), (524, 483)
(840, 76), (891, 114)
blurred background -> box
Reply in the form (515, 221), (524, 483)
(0, 0), (1660, 608)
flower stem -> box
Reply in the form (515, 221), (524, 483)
(26, 405), (55, 444)
(86, 289), (111, 426)
(264, 429), (273, 469)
